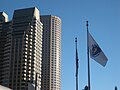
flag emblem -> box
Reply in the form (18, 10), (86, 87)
(90, 44), (101, 57)
(88, 32), (108, 67)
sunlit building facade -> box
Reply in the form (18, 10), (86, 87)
(41, 15), (61, 90)
(0, 7), (43, 90)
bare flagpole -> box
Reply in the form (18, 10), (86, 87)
(75, 38), (79, 90)
(86, 21), (91, 90)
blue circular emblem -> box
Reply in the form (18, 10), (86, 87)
(90, 44), (101, 57)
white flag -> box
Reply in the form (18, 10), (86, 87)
(88, 32), (108, 67)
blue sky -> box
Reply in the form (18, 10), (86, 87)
(0, 0), (120, 90)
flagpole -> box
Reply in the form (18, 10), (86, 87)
(75, 37), (78, 90)
(86, 21), (91, 90)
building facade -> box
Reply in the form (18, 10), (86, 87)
(0, 12), (12, 87)
(0, 7), (43, 90)
(41, 15), (61, 90)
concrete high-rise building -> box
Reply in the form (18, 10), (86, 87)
(0, 12), (12, 87)
(0, 7), (43, 90)
(40, 15), (61, 90)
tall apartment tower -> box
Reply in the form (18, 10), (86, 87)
(0, 7), (43, 90)
(40, 15), (61, 90)
(0, 12), (12, 87)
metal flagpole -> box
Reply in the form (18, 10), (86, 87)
(86, 21), (91, 90)
(75, 38), (78, 90)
